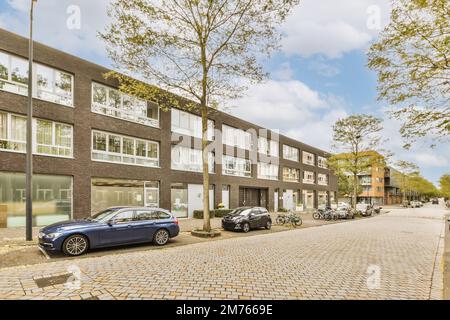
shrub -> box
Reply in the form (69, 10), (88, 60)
(213, 209), (233, 217)
(278, 207), (288, 212)
(193, 209), (233, 218)
(193, 210), (215, 219)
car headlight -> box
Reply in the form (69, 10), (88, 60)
(45, 232), (62, 239)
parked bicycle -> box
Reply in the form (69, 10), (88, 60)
(276, 211), (303, 227)
(313, 207), (333, 221)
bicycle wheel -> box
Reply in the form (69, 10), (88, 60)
(276, 216), (285, 225)
(313, 212), (320, 220)
(292, 217), (302, 227)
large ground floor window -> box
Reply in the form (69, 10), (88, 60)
(171, 183), (215, 218)
(0, 172), (72, 227)
(318, 191), (328, 209)
(302, 190), (315, 210)
(91, 178), (159, 214)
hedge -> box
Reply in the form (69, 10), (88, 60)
(193, 209), (234, 219)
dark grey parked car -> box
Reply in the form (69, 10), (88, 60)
(222, 207), (272, 233)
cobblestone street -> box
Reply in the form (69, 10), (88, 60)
(0, 205), (446, 300)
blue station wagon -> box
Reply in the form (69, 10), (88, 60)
(38, 207), (180, 256)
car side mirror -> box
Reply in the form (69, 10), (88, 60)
(107, 220), (115, 226)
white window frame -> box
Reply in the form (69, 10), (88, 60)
(171, 108), (214, 140)
(283, 167), (300, 183)
(318, 156), (328, 169)
(222, 124), (252, 150)
(222, 155), (252, 177)
(91, 82), (159, 128)
(318, 173), (328, 186)
(0, 50), (74, 107)
(171, 145), (215, 173)
(257, 162), (278, 180)
(0, 111), (73, 158)
(33, 119), (74, 158)
(91, 130), (160, 168)
(258, 137), (279, 157)
(283, 144), (299, 162)
(302, 151), (315, 166)
(0, 112), (26, 154)
(303, 170), (315, 184)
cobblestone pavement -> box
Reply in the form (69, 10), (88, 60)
(0, 205), (445, 300)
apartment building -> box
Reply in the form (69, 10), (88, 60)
(384, 167), (403, 205)
(0, 29), (337, 228)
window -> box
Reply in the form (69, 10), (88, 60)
(222, 125), (252, 150)
(302, 151), (315, 166)
(283, 145), (299, 162)
(222, 155), (251, 177)
(303, 171), (315, 184)
(112, 210), (135, 223)
(283, 167), (300, 182)
(0, 112), (26, 152)
(171, 145), (214, 173)
(35, 119), (73, 157)
(0, 111), (73, 157)
(0, 172), (72, 227)
(375, 177), (384, 183)
(92, 130), (159, 167)
(360, 176), (372, 185)
(90, 178), (159, 213)
(91, 82), (159, 127)
(318, 156), (328, 169)
(257, 162), (278, 180)
(258, 137), (279, 157)
(171, 108), (214, 140)
(318, 173), (328, 185)
(0, 51), (73, 106)
(36, 64), (73, 106)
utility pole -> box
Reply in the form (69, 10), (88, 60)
(26, 0), (37, 241)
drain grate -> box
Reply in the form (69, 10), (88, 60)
(34, 274), (73, 288)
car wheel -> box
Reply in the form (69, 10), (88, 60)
(62, 234), (88, 256)
(153, 229), (170, 246)
(265, 220), (272, 230)
(242, 223), (250, 233)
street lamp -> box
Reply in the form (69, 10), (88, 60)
(26, 0), (37, 241)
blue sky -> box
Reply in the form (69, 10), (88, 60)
(0, 0), (448, 186)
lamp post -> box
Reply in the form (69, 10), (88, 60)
(26, 0), (37, 241)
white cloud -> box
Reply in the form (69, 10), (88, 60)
(229, 80), (349, 151)
(281, 0), (390, 58)
(0, 0), (113, 64)
(308, 58), (340, 77)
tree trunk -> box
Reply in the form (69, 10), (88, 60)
(353, 173), (358, 209)
(201, 106), (211, 232)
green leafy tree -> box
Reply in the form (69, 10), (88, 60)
(368, 0), (450, 148)
(100, 0), (299, 232)
(440, 173), (450, 198)
(329, 114), (388, 208)
(392, 160), (419, 202)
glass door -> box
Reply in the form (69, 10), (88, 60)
(144, 181), (159, 208)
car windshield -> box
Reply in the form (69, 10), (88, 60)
(89, 209), (120, 222)
(230, 208), (252, 216)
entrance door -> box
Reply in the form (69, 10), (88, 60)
(144, 181), (159, 208)
(239, 187), (267, 208)
(283, 189), (294, 211)
(188, 184), (214, 217)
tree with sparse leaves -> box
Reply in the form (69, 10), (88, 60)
(440, 173), (450, 199)
(100, 0), (299, 232)
(392, 160), (419, 202)
(328, 115), (388, 208)
(368, 0), (449, 148)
